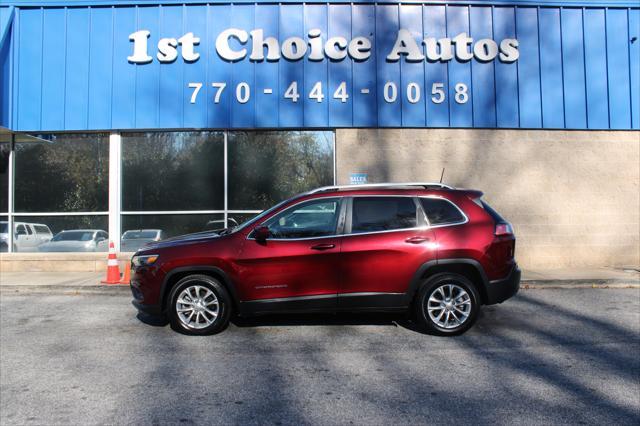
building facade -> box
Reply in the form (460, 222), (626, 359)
(0, 0), (638, 269)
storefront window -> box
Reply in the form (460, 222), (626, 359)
(11, 215), (108, 252)
(14, 134), (109, 212)
(228, 131), (334, 210)
(121, 132), (224, 211)
(0, 215), (8, 252)
(121, 214), (224, 250)
(4, 130), (334, 252)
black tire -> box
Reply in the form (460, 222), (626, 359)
(168, 274), (232, 335)
(414, 273), (481, 336)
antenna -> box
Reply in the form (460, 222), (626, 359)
(439, 168), (445, 184)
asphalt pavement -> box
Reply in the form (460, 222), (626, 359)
(1, 287), (639, 425)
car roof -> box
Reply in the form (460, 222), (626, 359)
(307, 182), (454, 195)
(301, 183), (481, 199)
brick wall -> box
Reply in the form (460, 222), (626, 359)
(336, 129), (640, 269)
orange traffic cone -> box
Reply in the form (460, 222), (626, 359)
(119, 263), (131, 285)
(101, 241), (121, 284)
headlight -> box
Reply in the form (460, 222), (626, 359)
(132, 254), (159, 267)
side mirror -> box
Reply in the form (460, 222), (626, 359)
(254, 225), (270, 242)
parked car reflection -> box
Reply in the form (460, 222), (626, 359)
(121, 229), (164, 252)
(204, 218), (238, 233)
(38, 230), (109, 252)
(1, 221), (53, 252)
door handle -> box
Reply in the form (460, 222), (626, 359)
(405, 236), (430, 244)
(310, 243), (336, 251)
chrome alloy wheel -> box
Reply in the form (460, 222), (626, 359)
(425, 284), (472, 329)
(176, 285), (219, 330)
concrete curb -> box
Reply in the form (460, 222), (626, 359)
(0, 285), (131, 295)
(521, 278), (640, 288)
(520, 283), (640, 289)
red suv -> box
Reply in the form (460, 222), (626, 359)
(130, 183), (520, 336)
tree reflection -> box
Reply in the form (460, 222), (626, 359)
(228, 131), (334, 210)
(14, 134), (109, 213)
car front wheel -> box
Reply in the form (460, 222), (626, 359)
(168, 274), (232, 335)
(415, 273), (480, 336)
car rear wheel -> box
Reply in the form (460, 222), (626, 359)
(168, 274), (232, 335)
(414, 273), (480, 336)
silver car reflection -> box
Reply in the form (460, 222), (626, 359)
(38, 230), (109, 252)
(121, 229), (164, 252)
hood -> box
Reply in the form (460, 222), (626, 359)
(139, 231), (220, 251)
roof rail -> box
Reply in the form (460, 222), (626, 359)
(308, 182), (455, 194)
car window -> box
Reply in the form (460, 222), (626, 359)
(263, 198), (341, 239)
(123, 230), (157, 239)
(420, 198), (466, 225)
(51, 231), (95, 242)
(16, 225), (27, 235)
(351, 197), (417, 233)
(34, 225), (51, 234)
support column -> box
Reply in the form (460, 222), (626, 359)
(7, 134), (15, 253)
(108, 133), (122, 251)
(223, 131), (228, 228)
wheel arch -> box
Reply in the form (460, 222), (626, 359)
(161, 266), (240, 313)
(407, 259), (489, 305)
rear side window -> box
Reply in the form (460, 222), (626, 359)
(351, 197), (417, 233)
(34, 225), (50, 234)
(420, 198), (465, 225)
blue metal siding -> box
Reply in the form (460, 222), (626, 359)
(630, 8), (640, 129)
(606, 8), (632, 129)
(4, 2), (639, 131)
(1, 6), (15, 128)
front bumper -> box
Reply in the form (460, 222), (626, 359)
(485, 265), (521, 305)
(131, 299), (163, 316)
(130, 272), (163, 317)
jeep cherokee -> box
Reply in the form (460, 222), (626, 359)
(130, 183), (520, 336)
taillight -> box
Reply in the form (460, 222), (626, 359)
(495, 222), (514, 236)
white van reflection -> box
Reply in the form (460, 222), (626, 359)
(121, 229), (164, 252)
(1, 221), (53, 252)
(38, 230), (109, 252)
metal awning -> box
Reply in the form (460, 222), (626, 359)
(0, 127), (54, 144)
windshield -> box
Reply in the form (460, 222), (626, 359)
(0, 223), (7, 233)
(123, 231), (158, 239)
(51, 231), (95, 242)
(228, 198), (296, 234)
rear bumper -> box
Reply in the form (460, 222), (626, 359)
(485, 265), (520, 305)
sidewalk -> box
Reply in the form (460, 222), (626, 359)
(0, 267), (638, 290)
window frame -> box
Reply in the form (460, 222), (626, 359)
(417, 196), (469, 228)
